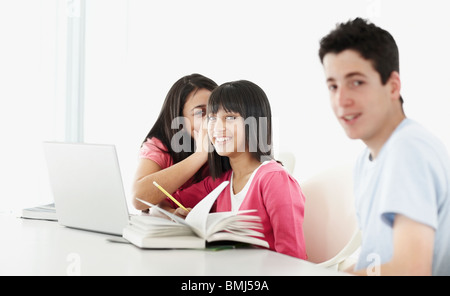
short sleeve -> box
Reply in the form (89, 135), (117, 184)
(379, 137), (440, 230)
(139, 138), (173, 169)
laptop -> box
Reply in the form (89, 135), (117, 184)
(43, 142), (130, 236)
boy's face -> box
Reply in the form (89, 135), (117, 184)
(322, 49), (400, 145)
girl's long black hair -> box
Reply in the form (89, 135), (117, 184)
(142, 73), (217, 183)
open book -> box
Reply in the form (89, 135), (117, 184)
(122, 181), (269, 249)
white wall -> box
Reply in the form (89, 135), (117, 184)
(0, 0), (66, 211)
(83, 0), (450, 203)
(2, 0), (450, 211)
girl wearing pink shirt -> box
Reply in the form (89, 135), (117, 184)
(166, 80), (307, 259)
(132, 74), (217, 211)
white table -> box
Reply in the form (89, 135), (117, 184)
(0, 213), (346, 276)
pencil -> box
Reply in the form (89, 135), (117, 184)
(152, 181), (189, 212)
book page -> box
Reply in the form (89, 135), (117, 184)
(206, 232), (269, 248)
(129, 215), (193, 237)
(205, 210), (262, 237)
(135, 198), (188, 225)
(185, 181), (229, 238)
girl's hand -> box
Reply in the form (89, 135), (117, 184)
(193, 117), (210, 158)
(173, 207), (192, 219)
(149, 201), (191, 220)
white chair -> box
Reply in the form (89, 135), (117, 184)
(301, 163), (361, 271)
(277, 151), (296, 175)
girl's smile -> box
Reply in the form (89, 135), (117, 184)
(208, 109), (245, 156)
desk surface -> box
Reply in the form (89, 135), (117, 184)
(0, 213), (345, 276)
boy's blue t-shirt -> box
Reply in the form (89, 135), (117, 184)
(354, 118), (450, 275)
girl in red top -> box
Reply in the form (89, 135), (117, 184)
(132, 74), (217, 211)
(165, 80), (307, 259)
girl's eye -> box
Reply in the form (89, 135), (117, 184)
(207, 116), (217, 122)
(193, 109), (205, 117)
(226, 116), (237, 121)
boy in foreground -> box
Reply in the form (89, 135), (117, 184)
(319, 18), (450, 275)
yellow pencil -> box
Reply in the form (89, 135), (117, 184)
(153, 181), (189, 212)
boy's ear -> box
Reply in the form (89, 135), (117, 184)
(388, 71), (402, 102)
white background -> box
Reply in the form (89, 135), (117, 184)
(1, 0), (449, 211)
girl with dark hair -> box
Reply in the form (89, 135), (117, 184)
(162, 80), (307, 259)
(132, 74), (218, 211)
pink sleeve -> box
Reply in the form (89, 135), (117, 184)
(262, 171), (307, 259)
(139, 138), (173, 169)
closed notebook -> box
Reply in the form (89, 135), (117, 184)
(21, 203), (57, 221)
(122, 181), (269, 249)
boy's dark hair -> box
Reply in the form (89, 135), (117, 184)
(319, 17), (403, 104)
